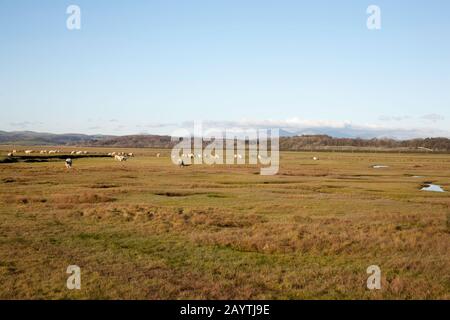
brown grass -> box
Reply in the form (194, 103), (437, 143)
(0, 147), (449, 299)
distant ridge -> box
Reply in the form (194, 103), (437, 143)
(2, 130), (450, 152)
(0, 130), (114, 146)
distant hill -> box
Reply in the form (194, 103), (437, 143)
(0, 131), (114, 146)
(2, 130), (450, 152)
(83, 134), (177, 148)
(279, 135), (450, 152)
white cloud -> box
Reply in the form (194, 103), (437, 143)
(421, 114), (445, 123)
(378, 115), (411, 122)
(174, 118), (450, 139)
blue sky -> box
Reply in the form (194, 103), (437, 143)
(1, 0), (449, 138)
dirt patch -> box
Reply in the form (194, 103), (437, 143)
(52, 193), (116, 204)
(154, 191), (204, 197)
(89, 183), (120, 189)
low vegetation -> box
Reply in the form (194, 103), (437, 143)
(0, 147), (449, 299)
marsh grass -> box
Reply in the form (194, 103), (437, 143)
(0, 147), (449, 299)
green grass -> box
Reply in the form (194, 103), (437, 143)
(0, 146), (449, 299)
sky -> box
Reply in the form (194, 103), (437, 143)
(1, 0), (449, 138)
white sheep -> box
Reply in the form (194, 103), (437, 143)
(65, 158), (72, 169)
(115, 155), (127, 162)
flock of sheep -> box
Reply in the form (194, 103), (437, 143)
(4, 149), (136, 168)
(107, 152), (134, 162)
(8, 149), (66, 156)
(4, 149), (320, 169)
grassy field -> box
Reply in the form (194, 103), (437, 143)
(0, 146), (449, 299)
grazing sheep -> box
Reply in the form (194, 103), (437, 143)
(48, 150), (57, 154)
(65, 158), (72, 169)
(7, 152), (13, 157)
(128, 153), (134, 157)
(70, 151), (76, 155)
(156, 153), (160, 158)
(114, 155), (127, 162)
(25, 150), (33, 154)
(83, 151), (88, 154)
(76, 151), (83, 155)
(313, 156), (319, 161)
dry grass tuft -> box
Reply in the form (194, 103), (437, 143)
(52, 192), (116, 204)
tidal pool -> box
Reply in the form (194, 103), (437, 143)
(421, 184), (445, 192)
(372, 165), (389, 169)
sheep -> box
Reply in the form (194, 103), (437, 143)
(25, 150), (33, 154)
(65, 158), (72, 169)
(71, 151), (76, 155)
(12, 150), (17, 154)
(48, 150), (57, 154)
(312, 156), (319, 161)
(40, 150), (47, 154)
(156, 153), (160, 158)
(7, 152), (13, 157)
(128, 153), (134, 157)
(83, 151), (88, 154)
(114, 155), (127, 162)
(76, 151), (83, 155)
